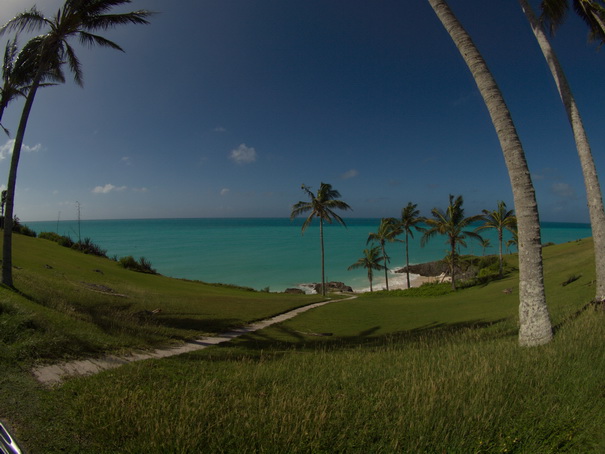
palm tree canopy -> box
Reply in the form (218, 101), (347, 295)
(347, 246), (385, 272)
(290, 183), (352, 233)
(421, 195), (483, 247)
(367, 217), (399, 251)
(0, 1), (153, 86)
(396, 202), (424, 239)
(476, 201), (517, 234)
(540, 0), (605, 44)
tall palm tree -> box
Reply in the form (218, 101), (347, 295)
(518, 0), (605, 304)
(290, 183), (351, 296)
(476, 201), (517, 277)
(421, 195), (483, 290)
(348, 246), (385, 292)
(367, 218), (399, 291)
(427, 0), (553, 346)
(393, 202), (424, 289)
(0, 1), (152, 287)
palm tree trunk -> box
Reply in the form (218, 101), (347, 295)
(405, 232), (411, 288)
(319, 217), (325, 296)
(382, 242), (389, 291)
(450, 238), (457, 291)
(518, 0), (605, 302)
(2, 77), (41, 287)
(428, 0), (552, 346)
(498, 230), (504, 277)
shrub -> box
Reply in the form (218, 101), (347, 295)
(119, 256), (157, 274)
(72, 238), (107, 258)
(11, 217), (36, 237)
(39, 231), (75, 248)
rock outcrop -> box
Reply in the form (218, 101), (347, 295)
(313, 281), (353, 293)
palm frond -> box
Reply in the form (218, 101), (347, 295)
(540, 0), (568, 33)
(83, 11), (153, 31)
(78, 31), (123, 51)
(63, 42), (83, 86)
(0, 8), (48, 36)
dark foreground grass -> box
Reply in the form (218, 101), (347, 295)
(1, 235), (604, 452)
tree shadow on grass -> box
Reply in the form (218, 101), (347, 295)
(156, 316), (242, 333)
(197, 317), (515, 361)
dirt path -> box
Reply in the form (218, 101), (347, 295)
(32, 295), (356, 386)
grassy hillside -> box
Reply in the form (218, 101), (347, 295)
(1, 234), (603, 453)
(1, 233), (324, 363)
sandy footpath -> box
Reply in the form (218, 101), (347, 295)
(32, 295), (357, 387)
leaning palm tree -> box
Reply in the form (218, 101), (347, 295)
(0, 1), (152, 287)
(517, 0), (605, 304)
(421, 195), (483, 291)
(290, 183), (351, 296)
(367, 218), (399, 291)
(393, 202), (424, 289)
(476, 201), (517, 277)
(427, 0), (553, 346)
(348, 246), (385, 292)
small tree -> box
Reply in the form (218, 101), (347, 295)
(348, 246), (385, 292)
(476, 201), (516, 277)
(367, 218), (399, 291)
(421, 195), (483, 290)
(290, 183), (351, 296)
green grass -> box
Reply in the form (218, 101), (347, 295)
(1, 235), (603, 453)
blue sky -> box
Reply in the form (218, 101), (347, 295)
(1, 0), (604, 223)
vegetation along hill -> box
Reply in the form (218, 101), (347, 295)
(0, 232), (603, 452)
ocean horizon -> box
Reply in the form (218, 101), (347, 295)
(24, 218), (592, 293)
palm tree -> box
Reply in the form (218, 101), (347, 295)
(290, 183), (351, 296)
(0, 1), (152, 287)
(507, 228), (519, 254)
(393, 202), (424, 289)
(367, 218), (399, 291)
(421, 195), (483, 290)
(348, 246), (385, 292)
(517, 0), (605, 304)
(479, 237), (492, 256)
(0, 38), (24, 134)
(427, 0), (553, 346)
(476, 201), (517, 277)
(1, 37), (63, 135)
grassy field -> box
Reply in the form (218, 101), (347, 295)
(1, 234), (604, 452)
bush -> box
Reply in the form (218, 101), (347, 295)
(119, 256), (157, 274)
(73, 237), (107, 258)
(11, 217), (36, 237)
(39, 231), (75, 248)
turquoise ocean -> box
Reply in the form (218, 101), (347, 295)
(25, 218), (592, 293)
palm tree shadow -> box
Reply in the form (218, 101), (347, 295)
(211, 317), (513, 357)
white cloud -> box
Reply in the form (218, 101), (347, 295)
(220, 188), (230, 196)
(341, 169), (359, 180)
(551, 182), (576, 199)
(121, 156), (132, 165)
(133, 187), (148, 193)
(0, 139), (42, 160)
(214, 126), (227, 133)
(229, 143), (257, 165)
(92, 184), (127, 194)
